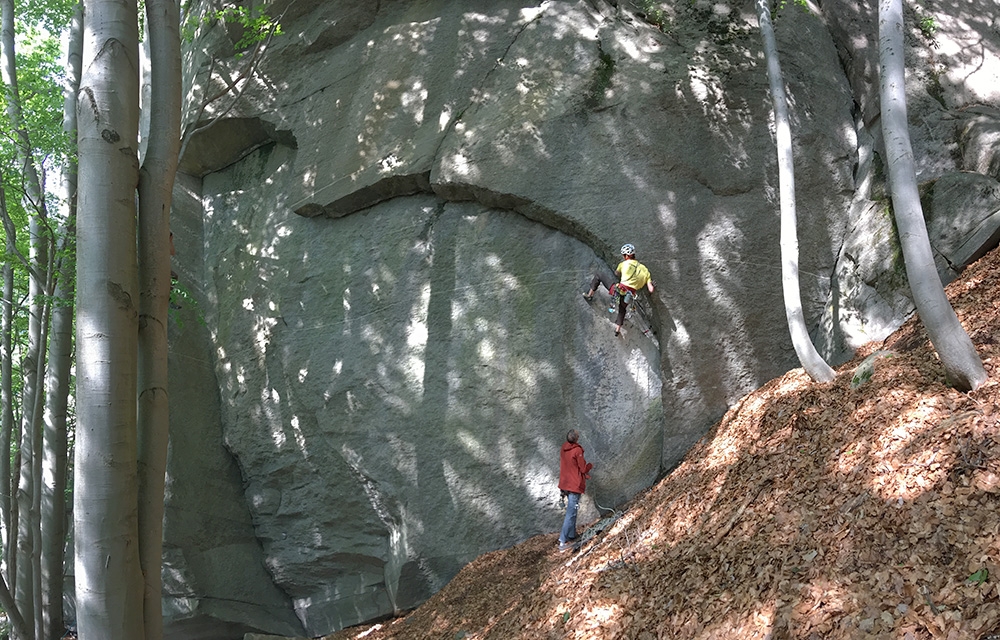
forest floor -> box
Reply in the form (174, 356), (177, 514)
(324, 246), (1000, 640)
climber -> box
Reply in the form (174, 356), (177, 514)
(582, 243), (655, 337)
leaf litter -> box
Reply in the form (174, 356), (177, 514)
(326, 246), (1000, 640)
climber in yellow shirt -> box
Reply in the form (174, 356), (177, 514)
(583, 244), (655, 337)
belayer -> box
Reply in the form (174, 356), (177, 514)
(557, 429), (593, 552)
(583, 243), (655, 337)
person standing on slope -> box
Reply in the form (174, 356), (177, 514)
(583, 243), (655, 337)
(558, 429), (593, 552)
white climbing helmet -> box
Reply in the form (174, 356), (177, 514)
(620, 243), (635, 256)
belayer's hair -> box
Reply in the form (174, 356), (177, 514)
(566, 429), (579, 443)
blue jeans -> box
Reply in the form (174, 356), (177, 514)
(559, 492), (580, 544)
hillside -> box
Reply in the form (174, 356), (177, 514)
(326, 246), (1000, 640)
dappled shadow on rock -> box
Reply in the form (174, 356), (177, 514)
(326, 246), (1000, 639)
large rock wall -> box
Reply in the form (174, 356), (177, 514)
(164, 0), (1000, 636)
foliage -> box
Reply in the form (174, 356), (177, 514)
(182, 4), (283, 54)
(915, 11), (937, 39)
(0, 3), (72, 388)
(967, 567), (989, 586)
(12, 0), (76, 38)
(633, 0), (671, 33)
(774, 0), (809, 14)
(7, 34), (69, 159)
(1, 11), (73, 227)
(169, 279), (206, 329)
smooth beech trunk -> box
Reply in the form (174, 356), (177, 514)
(877, 0), (986, 391)
(75, 0), (144, 636)
(40, 7), (82, 640)
(0, 187), (13, 588)
(0, 20), (12, 596)
(3, 0), (53, 634)
(0, 191), (33, 640)
(757, 0), (835, 383)
(136, 0), (181, 636)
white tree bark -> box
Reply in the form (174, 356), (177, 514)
(1, 9), (32, 607)
(0, 186), (13, 590)
(0, 190), (34, 640)
(757, 0), (835, 383)
(2, 0), (53, 634)
(136, 0), (181, 636)
(878, 0), (986, 391)
(41, 7), (82, 640)
(75, 0), (144, 635)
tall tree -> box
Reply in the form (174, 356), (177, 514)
(74, 0), (144, 636)
(2, 1), (80, 637)
(877, 0), (986, 391)
(2, 0), (55, 633)
(40, 6), (81, 639)
(136, 0), (181, 636)
(756, 0), (835, 383)
(0, 180), (14, 590)
(0, 184), (33, 640)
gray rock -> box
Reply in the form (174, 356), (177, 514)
(164, 0), (1000, 637)
(165, 173), (307, 640)
(922, 172), (1000, 270)
(197, 161), (662, 634)
(961, 107), (1000, 180)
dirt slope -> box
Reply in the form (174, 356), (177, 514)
(326, 247), (1000, 640)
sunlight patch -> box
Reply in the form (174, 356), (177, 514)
(521, 460), (559, 504)
(580, 601), (620, 629)
(401, 79), (428, 125)
(865, 397), (964, 502)
(290, 414), (308, 453)
(457, 431), (486, 459)
(351, 622), (382, 638)
(625, 348), (657, 399)
(519, 6), (546, 22)
(448, 153), (475, 178)
(438, 103), (452, 132)
(388, 434), (418, 484)
(443, 460), (501, 525)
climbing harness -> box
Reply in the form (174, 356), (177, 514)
(606, 283), (652, 337)
(607, 283), (635, 313)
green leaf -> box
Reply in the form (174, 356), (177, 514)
(562, 611), (570, 623)
(968, 567), (989, 585)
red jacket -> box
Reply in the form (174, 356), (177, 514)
(558, 442), (593, 494)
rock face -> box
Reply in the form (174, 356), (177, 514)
(164, 0), (1000, 637)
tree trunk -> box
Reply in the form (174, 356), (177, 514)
(28, 273), (50, 640)
(40, 7), (82, 639)
(877, 0), (986, 391)
(757, 0), (835, 383)
(40, 270), (71, 640)
(0, 188), (34, 640)
(136, 0), (181, 636)
(75, 0), (144, 635)
(3, 0), (54, 634)
(0, 185), (15, 593)
(13, 214), (49, 640)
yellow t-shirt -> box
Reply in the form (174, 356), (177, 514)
(617, 259), (651, 290)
